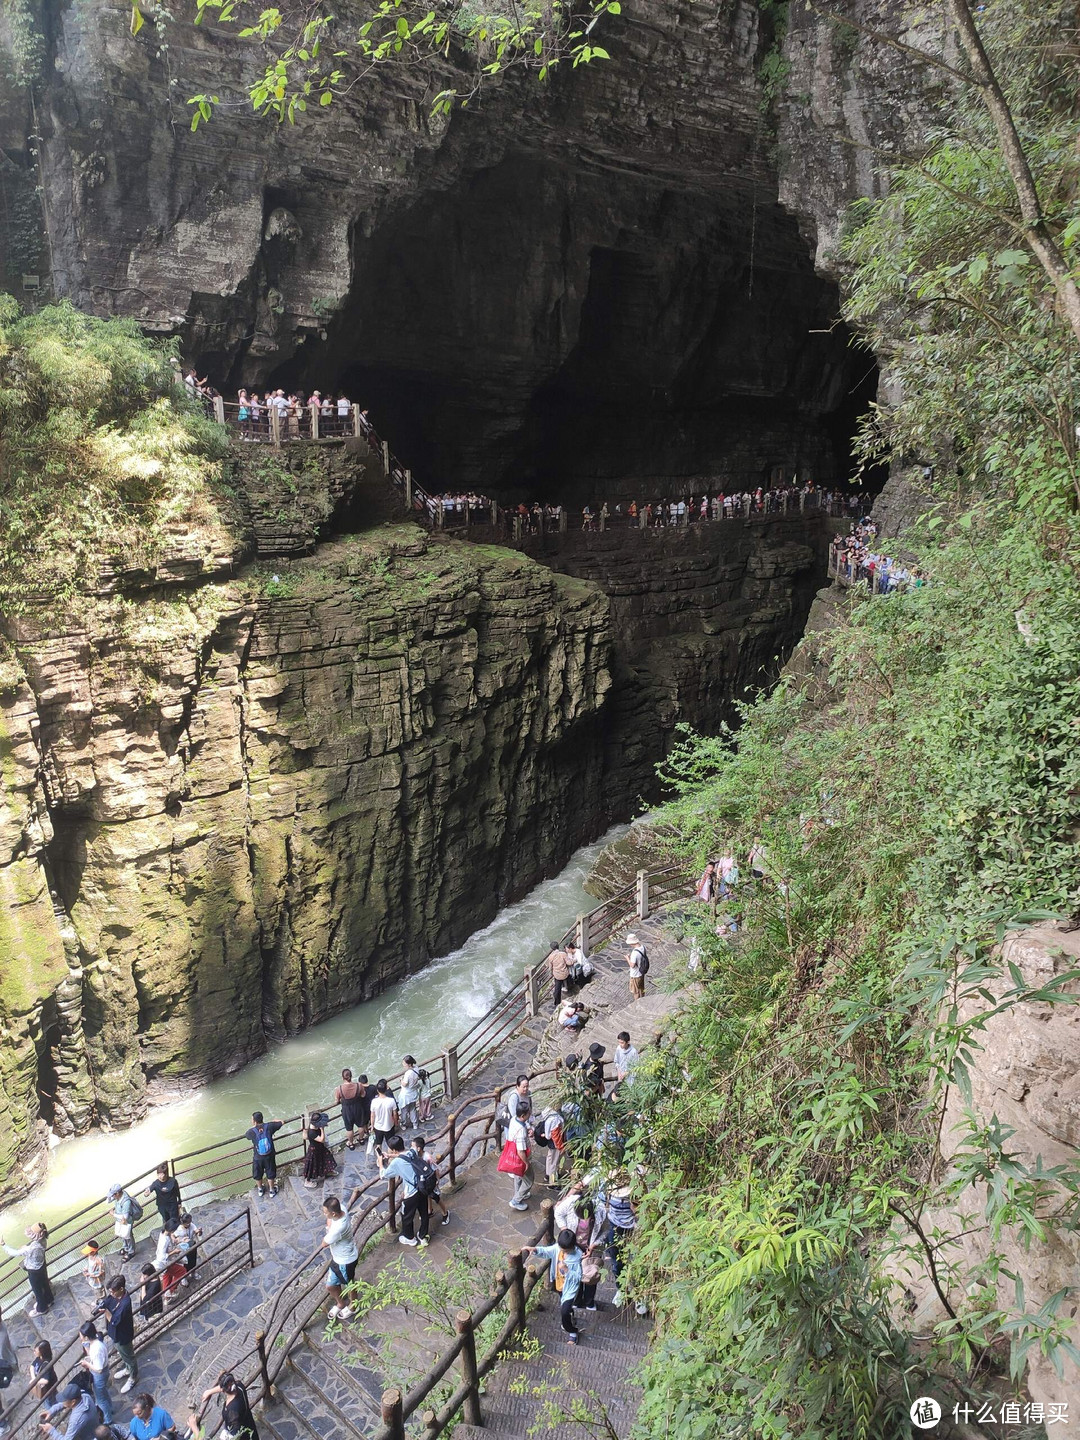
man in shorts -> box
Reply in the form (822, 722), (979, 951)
(245, 1111), (283, 1198)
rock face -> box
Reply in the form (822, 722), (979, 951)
(893, 924), (1080, 1414)
(4, 0), (874, 500)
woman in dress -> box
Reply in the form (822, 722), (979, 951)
(302, 1111), (338, 1188)
(334, 1069), (364, 1150)
(695, 860), (716, 902)
(1, 1222), (53, 1316)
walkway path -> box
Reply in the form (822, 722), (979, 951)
(239, 909), (686, 1440)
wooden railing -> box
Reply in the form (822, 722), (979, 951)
(377, 1205), (557, 1440)
(0, 865), (691, 1317)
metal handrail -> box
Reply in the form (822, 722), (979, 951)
(3, 1207), (254, 1439)
(2, 867), (691, 1315)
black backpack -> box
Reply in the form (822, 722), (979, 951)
(407, 1152), (439, 1196)
(636, 946), (650, 976)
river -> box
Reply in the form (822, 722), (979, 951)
(0, 825), (626, 1237)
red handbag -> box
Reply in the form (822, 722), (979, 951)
(497, 1139), (527, 1176)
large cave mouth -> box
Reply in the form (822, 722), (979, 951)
(267, 150), (879, 503)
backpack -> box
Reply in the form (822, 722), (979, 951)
(495, 1102), (512, 1130)
(128, 1195), (145, 1223)
(635, 946), (650, 977)
(532, 1128), (549, 1148)
(407, 1152), (439, 1197)
(254, 1125), (273, 1157)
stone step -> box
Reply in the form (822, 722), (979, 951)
(284, 1349), (375, 1437)
(292, 1334), (384, 1420)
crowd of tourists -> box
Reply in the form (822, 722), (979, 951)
(831, 519), (928, 592)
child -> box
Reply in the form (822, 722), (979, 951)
(524, 1229), (584, 1345)
(174, 1213), (202, 1284)
(82, 1240), (105, 1301)
(139, 1263), (163, 1320)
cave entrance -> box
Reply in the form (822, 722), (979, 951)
(263, 151), (879, 506)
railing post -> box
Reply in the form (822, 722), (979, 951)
(636, 869), (650, 921)
(447, 1112), (458, 1188)
(256, 1329), (273, 1403)
(508, 1249), (526, 1332)
(310, 402), (319, 440)
(381, 1389), (405, 1440)
(246, 1207), (255, 1268)
(576, 911), (591, 956)
(540, 1197), (555, 1243)
(513, 514), (522, 542)
(213, 395), (225, 425)
(444, 1044), (460, 1100)
(436, 501), (444, 530)
(387, 1174), (399, 1234)
(524, 964), (541, 1018)
(455, 1311), (483, 1426)
(490, 500), (498, 526)
(404, 469), (413, 511)
(559, 507), (568, 534)
(352, 402), (362, 437)
(270, 407), (281, 446)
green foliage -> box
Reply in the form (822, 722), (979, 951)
(0, 157), (46, 279)
(186, 0), (621, 124)
(0, 300), (238, 614)
(5, 0), (46, 87)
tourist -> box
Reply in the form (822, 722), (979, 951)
(336, 395), (350, 434)
(82, 1241), (105, 1301)
(29, 1339), (57, 1404)
(524, 1229), (584, 1344)
(748, 836), (767, 881)
(144, 1164), (182, 1226)
(567, 940), (593, 988)
(368, 1080), (398, 1158)
(334, 1068), (365, 1150)
(354, 1073), (374, 1146)
(38, 1383), (100, 1440)
(154, 1219), (187, 1305)
(201, 1373), (258, 1440)
(174, 1212), (201, 1279)
(417, 1065), (435, 1123)
(249, 393), (263, 438)
(245, 1111), (283, 1199)
(2, 1221), (53, 1316)
(547, 939), (571, 1010)
(94, 1276), (137, 1392)
(536, 1105), (566, 1188)
(0, 1305), (17, 1438)
(303, 1110), (338, 1188)
(718, 852), (739, 897)
(138, 1264), (163, 1321)
(321, 1190), (362, 1320)
(128, 1394), (176, 1440)
(624, 932), (648, 1000)
(606, 1175), (644, 1312)
(377, 1137), (429, 1248)
(412, 1138), (450, 1226)
(614, 1031), (639, 1083)
(584, 1043), (606, 1096)
(399, 1056), (422, 1131)
(558, 1000), (586, 1031)
(506, 1097), (533, 1211)
(695, 860), (716, 902)
(507, 1074), (531, 1125)
(106, 1184), (138, 1260)
(78, 1324), (113, 1426)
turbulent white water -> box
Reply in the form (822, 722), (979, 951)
(0, 825), (626, 1236)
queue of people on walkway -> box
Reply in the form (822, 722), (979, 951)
(830, 519), (928, 593)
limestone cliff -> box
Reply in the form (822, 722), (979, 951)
(0, 520), (612, 1193)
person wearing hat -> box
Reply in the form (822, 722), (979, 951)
(39, 1383), (100, 1440)
(624, 933), (647, 1000)
(106, 1185), (137, 1261)
(81, 1241), (105, 1301)
(585, 1043), (606, 1097)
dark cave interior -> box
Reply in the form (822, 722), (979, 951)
(263, 151), (883, 503)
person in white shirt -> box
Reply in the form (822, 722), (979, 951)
(321, 1189), (362, 1319)
(78, 1322), (113, 1425)
(507, 1101), (533, 1211)
(614, 1031), (640, 1083)
(398, 1057), (421, 1130)
(367, 1080), (398, 1157)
